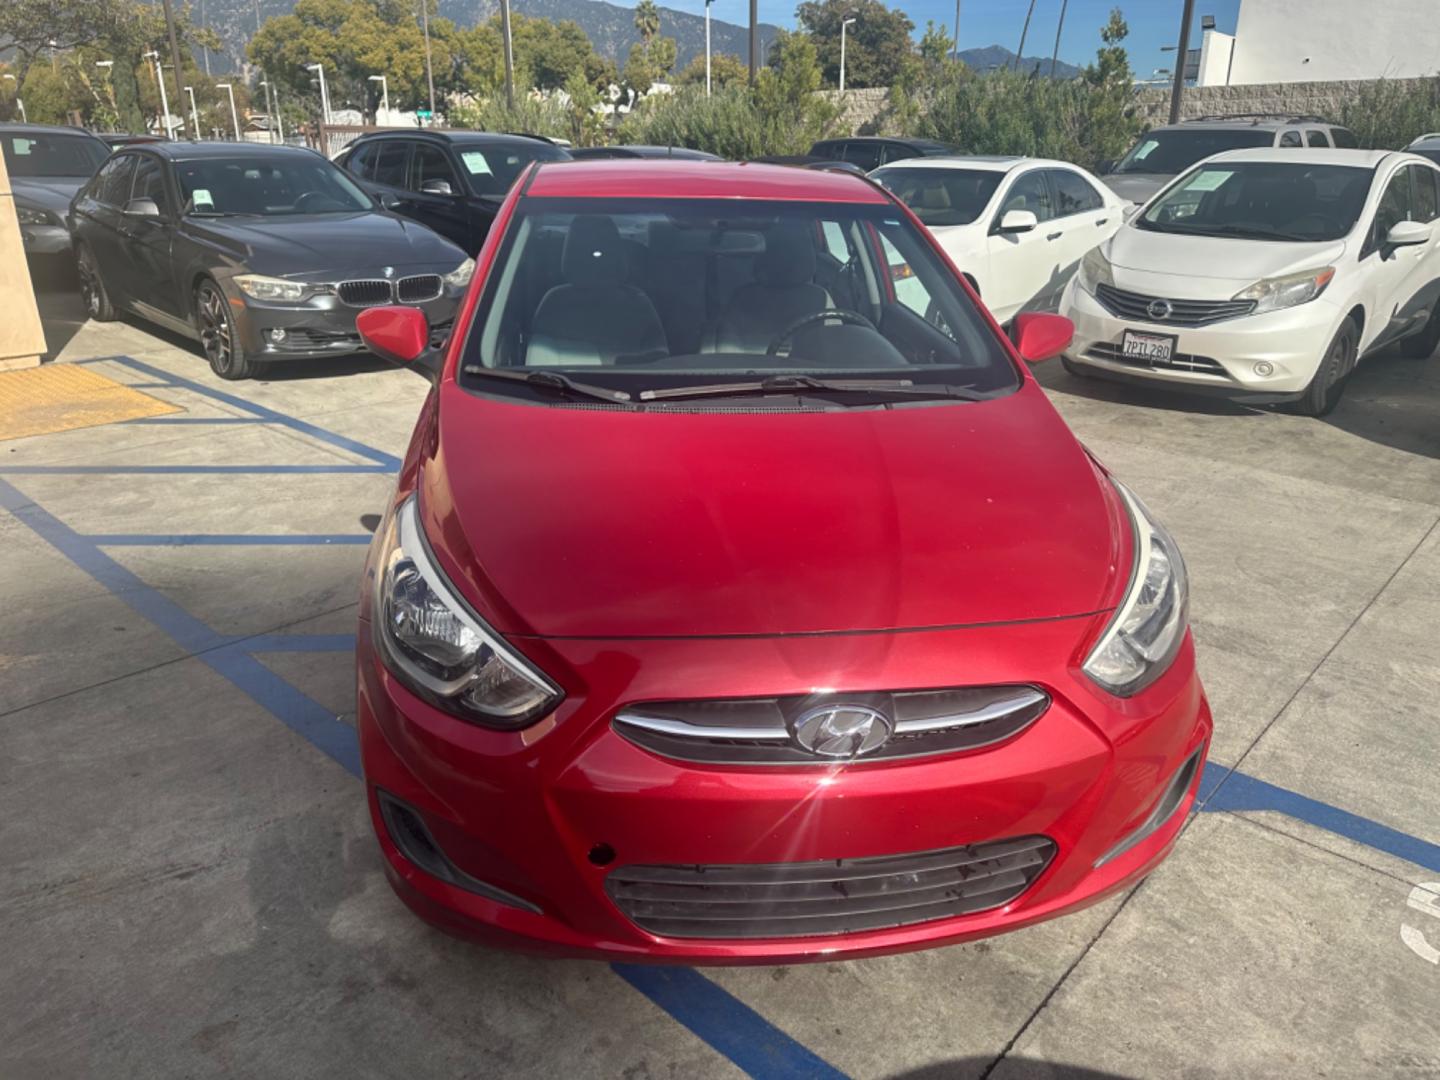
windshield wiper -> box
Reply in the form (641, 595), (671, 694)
(462, 366), (632, 403)
(639, 374), (984, 402)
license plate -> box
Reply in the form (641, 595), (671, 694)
(1121, 330), (1178, 364)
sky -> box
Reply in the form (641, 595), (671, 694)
(645, 0), (1244, 81)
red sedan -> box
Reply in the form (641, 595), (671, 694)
(353, 160), (1211, 963)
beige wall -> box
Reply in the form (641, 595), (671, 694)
(0, 148), (47, 371)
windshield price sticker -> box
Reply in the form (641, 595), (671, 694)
(1184, 170), (1235, 193)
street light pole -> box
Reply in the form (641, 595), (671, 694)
(952, 0), (961, 59)
(1168, 0), (1197, 124)
(262, 82), (284, 142)
(159, 0), (188, 127)
(704, 0), (712, 96)
(368, 74), (390, 123)
(839, 17), (857, 92)
(1014, 0), (1037, 70)
(143, 51), (173, 139)
(1049, 0), (1068, 78)
(305, 63), (330, 126)
(500, 0), (515, 110)
(183, 85), (200, 139)
(419, 0), (437, 122)
(216, 82), (241, 140)
(748, 0), (757, 84)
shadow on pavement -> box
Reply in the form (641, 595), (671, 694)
(886, 1059), (1139, 1079)
(28, 255), (88, 361)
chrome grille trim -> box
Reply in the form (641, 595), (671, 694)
(613, 685), (1049, 765)
(607, 836), (1056, 939)
(1086, 342), (1231, 378)
(337, 279), (393, 307)
(1095, 283), (1255, 327)
(397, 273), (443, 303)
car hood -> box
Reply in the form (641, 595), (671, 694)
(1100, 173), (1170, 205)
(420, 380), (1128, 638)
(1104, 226), (1348, 296)
(14, 177), (87, 214)
(187, 211), (466, 277)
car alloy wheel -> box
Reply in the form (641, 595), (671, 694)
(1293, 318), (1357, 417)
(76, 245), (115, 322)
(196, 280), (254, 380)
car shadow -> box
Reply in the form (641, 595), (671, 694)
(885, 1058), (1140, 1079)
(1030, 359), (1264, 417)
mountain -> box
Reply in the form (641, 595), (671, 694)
(955, 44), (1083, 80)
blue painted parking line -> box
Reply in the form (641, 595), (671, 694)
(246, 634), (358, 652)
(85, 533), (372, 546)
(615, 966), (847, 1080)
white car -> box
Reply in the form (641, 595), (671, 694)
(1060, 149), (1440, 416)
(871, 156), (1127, 325)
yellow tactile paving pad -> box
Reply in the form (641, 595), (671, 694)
(0, 364), (181, 442)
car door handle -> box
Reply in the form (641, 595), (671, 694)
(1095, 218), (1108, 226)
(1046, 231), (1063, 241)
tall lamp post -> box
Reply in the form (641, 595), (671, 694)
(142, 51), (173, 139)
(368, 74), (390, 123)
(839, 16), (857, 93)
(1, 74), (24, 123)
(418, 0), (437, 122)
(1168, 0), (1197, 123)
(704, 0), (713, 96)
(183, 84), (201, 139)
(261, 81), (284, 142)
(216, 82), (241, 141)
(305, 63), (331, 126)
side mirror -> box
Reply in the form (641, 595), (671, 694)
(1011, 312), (1074, 364)
(357, 305), (442, 382)
(379, 191), (404, 209)
(1387, 219), (1432, 247)
(997, 209), (1039, 235)
(420, 178), (454, 196)
(124, 197), (161, 218)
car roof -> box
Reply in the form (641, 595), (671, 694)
(873, 155), (1042, 173)
(353, 129), (549, 145)
(1151, 117), (1343, 133)
(132, 141), (326, 162)
(1, 122), (107, 142)
(1409, 134), (1440, 150)
(1201, 147), (1397, 167)
(815, 136), (951, 150)
(527, 159), (889, 203)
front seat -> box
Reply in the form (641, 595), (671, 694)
(708, 223), (831, 354)
(527, 215), (668, 366)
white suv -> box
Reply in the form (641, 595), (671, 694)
(1059, 149), (1440, 415)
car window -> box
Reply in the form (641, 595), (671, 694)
(819, 220), (850, 261)
(839, 142), (883, 171)
(999, 171), (1054, 224)
(1331, 127), (1359, 149)
(345, 142), (375, 180)
(1278, 130), (1303, 148)
(1373, 168), (1415, 245)
(369, 140), (410, 187)
(130, 156), (171, 215)
(1141, 161), (1372, 242)
(95, 154), (137, 206)
(1048, 169), (1104, 216)
(873, 167), (1004, 227)
(879, 144), (918, 166)
(410, 143), (459, 193)
(455, 141), (569, 195)
(877, 232), (944, 324)
(1408, 165), (1438, 223)
(3, 132), (109, 178)
(174, 155), (373, 216)
(1306, 130), (1330, 148)
(810, 141), (842, 160)
(1113, 128), (1274, 175)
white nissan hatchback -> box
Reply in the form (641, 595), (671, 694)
(1060, 149), (1440, 415)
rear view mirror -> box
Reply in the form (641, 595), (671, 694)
(1011, 313), (1074, 363)
(421, 178), (455, 196)
(124, 197), (161, 218)
(1387, 219), (1432, 247)
(357, 305), (442, 382)
(997, 209), (1039, 235)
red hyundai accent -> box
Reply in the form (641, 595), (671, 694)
(353, 160), (1211, 963)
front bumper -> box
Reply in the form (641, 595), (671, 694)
(1059, 281), (1340, 400)
(356, 612), (1212, 964)
(21, 223), (72, 257)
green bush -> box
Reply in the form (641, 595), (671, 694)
(1340, 77), (1440, 149)
(449, 94), (571, 142)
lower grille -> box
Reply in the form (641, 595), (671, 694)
(276, 326), (361, 349)
(1087, 342), (1230, 377)
(397, 274), (443, 303)
(607, 835), (1056, 939)
(1095, 283), (1255, 327)
(338, 279), (393, 307)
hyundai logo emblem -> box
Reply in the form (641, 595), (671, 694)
(790, 704), (893, 759)
(1146, 297), (1173, 321)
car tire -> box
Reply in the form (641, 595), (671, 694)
(1292, 317), (1358, 417)
(76, 243), (116, 322)
(1399, 302), (1440, 359)
(195, 279), (255, 380)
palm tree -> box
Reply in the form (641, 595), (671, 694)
(634, 0), (660, 57)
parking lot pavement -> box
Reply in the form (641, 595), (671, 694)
(2, 313), (1438, 1079)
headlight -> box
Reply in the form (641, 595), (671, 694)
(17, 205), (59, 227)
(442, 257), (475, 289)
(1082, 480), (1189, 697)
(1233, 266), (1334, 315)
(373, 495), (563, 727)
(234, 273), (310, 302)
(1077, 247), (1114, 295)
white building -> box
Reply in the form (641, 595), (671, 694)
(1196, 0), (1440, 85)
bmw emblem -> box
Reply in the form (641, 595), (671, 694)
(382, 266), (395, 279)
(790, 703), (893, 759)
(1146, 297), (1173, 321)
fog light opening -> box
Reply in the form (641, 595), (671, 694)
(588, 843), (616, 867)
(1253, 360), (1274, 378)
(267, 327), (287, 344)
(1093, 748), (1203, 869)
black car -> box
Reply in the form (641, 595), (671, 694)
(806, 137), (956, 172)
(4, 124), (111, 259)
(69, 142), (471, 380)
(334, 130), (571, 254)
(567, 145), (722, 161)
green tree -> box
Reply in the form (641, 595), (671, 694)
(622, 35), (676, 97)
(633, 0), (660, 55)
(675, 52), (748, 90)
(795, 0), (913, 89)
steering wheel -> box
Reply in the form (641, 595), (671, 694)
(295, 191), (338, 213)
(766, 309), (877, 356)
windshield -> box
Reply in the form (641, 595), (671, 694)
(461, 197), (1016, 403)
(454, 141), (569, 195)
(1113, 129), (1274, 175)
(1139, 162), (1372, 242)
(174, 155), (373, 215)
(3, 133), (108, 178)
(872, 167), (1003, 226)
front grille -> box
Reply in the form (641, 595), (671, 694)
(614, 685), (1049, 766)
(1086, 341), (1230, 378)
(278, 326), (361, 349)
(1095, 283), (1255, 327)
(337, 279), (393, 307)
(607, 836), (1056, 939)
(397, 274), (443, 303)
